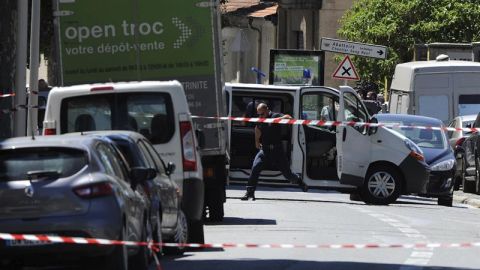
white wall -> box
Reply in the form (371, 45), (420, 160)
(222, 19), (276, 84)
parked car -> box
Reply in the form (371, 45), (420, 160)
(88, 130), (188, 255)
(447, 114), (476, 190)
(375, 114), (455, 206)
(459, 112), (480, 194)
(43, 81), (205, 242)
(0, 135), (152, 269)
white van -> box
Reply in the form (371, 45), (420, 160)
(42, 81), (205, 242)
(389, 58), (480, 123)
(226, 83), (430, 204)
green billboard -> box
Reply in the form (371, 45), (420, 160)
(57, 0), (216, 86)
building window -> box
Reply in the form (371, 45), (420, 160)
(295, 31), (304, 49)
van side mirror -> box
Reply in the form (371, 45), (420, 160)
(196, 129), (206, 148)
(368, 117), (379, 135)
(166, 162), (176, 176)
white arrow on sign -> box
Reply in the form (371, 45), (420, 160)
(332, 55), (360, 81)
(172, 17), (192, 49)
(321, 37), (387, 59)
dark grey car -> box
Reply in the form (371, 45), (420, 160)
(0, 135), (152, 269)
(88, 131), (188, 255)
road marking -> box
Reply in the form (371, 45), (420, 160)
(352, 206), (434, 267)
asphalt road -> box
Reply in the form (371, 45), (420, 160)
(160, 186), (480, 270)
(16, 186), (480, 269)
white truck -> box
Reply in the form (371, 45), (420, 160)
(50, 0), (227, 229)
(389, 57), (480, 123)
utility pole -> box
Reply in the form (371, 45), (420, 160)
(14, 0), (29, 137)
(27, 0), (41, 136)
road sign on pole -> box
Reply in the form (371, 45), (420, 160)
(321, 37), (387, 59)
(332, 55), (360, 81)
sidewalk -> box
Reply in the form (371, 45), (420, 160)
(453, 190), (480, 208)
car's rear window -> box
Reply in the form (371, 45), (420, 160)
(60, 92), (175, 144)
(0, 147), (87, 181)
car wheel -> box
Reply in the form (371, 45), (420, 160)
(360, 165), (402, 205)
(129, 221), (149, 270)
(476, 160), (480, 195)
(187, 218), (205, 244)
(438, 195), (453, 207)
(454, 157), (464, 190)
(105, 225), (128, 270)
(467, 156), (480, 194)
(463, 159), (476, 193)
(164, 210), (188, 255)
(151, 212), (163, 259)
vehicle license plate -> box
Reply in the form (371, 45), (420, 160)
(5, 234), (57, 247)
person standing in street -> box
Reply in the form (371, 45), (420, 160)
(241, 103), (308, 201)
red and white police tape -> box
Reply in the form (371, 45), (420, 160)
(192, 115), (479, 133)
(1, 232), (480, 250)
(0, 93), (15, 98)
(0, 232), (163, 270)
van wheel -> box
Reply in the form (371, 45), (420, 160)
(361, 165), (402, 205)
(164, 210), (188, 255)
(208, 186), (224, 222)
(187, 218), (205, 245)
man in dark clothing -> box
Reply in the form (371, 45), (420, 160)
(241, 103), (308, 201)
(363, 91), (382, 115)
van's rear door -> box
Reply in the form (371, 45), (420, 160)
(336, 86), (371, 186)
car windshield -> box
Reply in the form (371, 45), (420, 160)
(0, 147), (87, 181)
(378, 118), (447, 149)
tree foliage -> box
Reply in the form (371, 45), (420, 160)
(338, 0), (480, 89)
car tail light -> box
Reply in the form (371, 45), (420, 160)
(43, 121), (56, 135)
(90, 86), (114, 91)
(180, 121), (197, 171)
(455, 137), (466, 147)
(44, 128), (56, 135)
(73, 182), (113, 198)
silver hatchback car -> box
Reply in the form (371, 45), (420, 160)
(0, 135), (152, 270)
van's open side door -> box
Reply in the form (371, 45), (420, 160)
(296, 87), (340, 185)
(336, 86), (372, 187)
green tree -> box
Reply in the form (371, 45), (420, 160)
(338, 0), (480, 89)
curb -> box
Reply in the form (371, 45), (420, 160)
(453, 194), (480, 208)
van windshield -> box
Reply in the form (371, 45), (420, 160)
(60, 92), (174, 144)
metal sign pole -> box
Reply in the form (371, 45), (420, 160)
(14, 0), (29, 137)
(27, 0), (41, 137)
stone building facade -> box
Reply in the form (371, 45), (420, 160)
(222, 0), (355, 87)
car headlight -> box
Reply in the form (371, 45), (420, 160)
(404, 139), (424, 161)
(431, 159), (455, 171)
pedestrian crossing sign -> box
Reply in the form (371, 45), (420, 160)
(332, 55), (360, 81)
